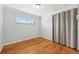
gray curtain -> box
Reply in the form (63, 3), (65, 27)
(55, 13), (60, 43)
(62, 12), (66, 45)
(66, 10), (71, 47)
(54, 14), (56, 42)
(53, 8), (77, 49)
(70, 9), (77, 48)
(60, 13), (63, 44)
(52, 15), (54, 42)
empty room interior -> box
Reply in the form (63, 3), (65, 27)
(0, 4), (79, 54)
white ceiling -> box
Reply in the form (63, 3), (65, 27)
(4, 4), (74, 16)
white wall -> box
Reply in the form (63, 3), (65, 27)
(0, 5), (3, 50)
(41, 14), (52, 40)
(3, 6), (41, 45)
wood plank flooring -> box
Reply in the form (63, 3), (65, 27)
(1, 37), (79, 54)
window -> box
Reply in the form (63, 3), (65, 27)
(16, 17), (34, 24)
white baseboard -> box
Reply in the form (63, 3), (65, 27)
(41, 36), (52, 43)
(3, 36), (52, 48)
(3, 36), (40, 46)
(40, 35), (52, 41)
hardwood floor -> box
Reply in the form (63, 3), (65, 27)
(1, 37), (79, 54)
